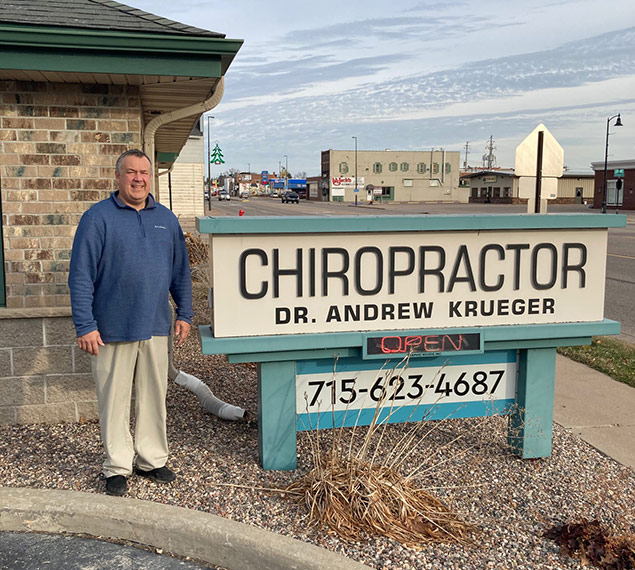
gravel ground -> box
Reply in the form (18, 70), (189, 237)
(1, 295), (634, 570)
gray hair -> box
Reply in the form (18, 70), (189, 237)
(115, 149), (152, 175)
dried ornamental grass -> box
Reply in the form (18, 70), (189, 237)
(184, 232), (209, 266)
(286, 358), (478, 548)
(286, 450), (476, 548)
(184, 232), (211, 300)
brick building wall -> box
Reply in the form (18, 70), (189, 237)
(0, 80), (143, 424)
(592, 168), (635, 210)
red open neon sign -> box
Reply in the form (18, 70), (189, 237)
(366, 333), (480, 355)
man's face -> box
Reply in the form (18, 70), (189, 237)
(115, 155), (152, 210)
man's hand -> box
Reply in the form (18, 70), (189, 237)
(77, 330), (104, 356)
(174, 320), (191, 347)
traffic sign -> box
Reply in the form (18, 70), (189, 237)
(515, 124), (563, 178)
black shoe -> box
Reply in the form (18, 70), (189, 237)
(134, 465), (176, 484)
(105, 475), (127, 496)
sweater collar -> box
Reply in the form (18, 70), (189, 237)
(111, 191), (156, 210)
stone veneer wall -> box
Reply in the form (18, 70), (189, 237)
(0, 80), (143, 424)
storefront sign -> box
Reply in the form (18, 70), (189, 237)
(331, 176), (364, 190)
(209, 228), (607, 337)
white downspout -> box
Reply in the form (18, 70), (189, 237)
(143, 77), (225, 200)
(152, 78), (248, 423)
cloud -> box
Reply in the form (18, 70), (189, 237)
(213, 25), (635, 173)
(226, 53), (411, 99)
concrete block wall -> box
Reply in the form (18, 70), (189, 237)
(0, 314), (97, 424)
(0, 80), (143, 425)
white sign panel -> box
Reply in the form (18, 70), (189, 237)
(210, 229), (608, 337)
(296, 359), (517, 416)
(518, 177), (558, 200)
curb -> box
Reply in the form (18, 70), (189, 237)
(0, 487), (371, 570)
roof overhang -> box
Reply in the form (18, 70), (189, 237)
(461, 170), (516, 179)
(0, 23), (243, 169)
(590, 159), (635, 172)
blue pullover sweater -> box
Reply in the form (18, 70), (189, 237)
(69, 192), (193, 342)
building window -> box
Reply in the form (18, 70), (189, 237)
(417, 162), (427, 174)
(493, 187), (501, 198)
(373, 162), (382, 174)
(400, 162), (409, 172)
(389, 162), (398, 172)
(471, 188), (478, 198)
(503, 187), (511, 197)
(339, 162), (349, 174)
(480, 187), (487, 197)
(445, 162), (452, 173)
(432, 162), (439, 174)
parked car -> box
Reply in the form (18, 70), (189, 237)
(281, 191), (299, 204)
(218, 190), (230, 201)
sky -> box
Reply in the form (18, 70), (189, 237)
(126, 0), (635, 177)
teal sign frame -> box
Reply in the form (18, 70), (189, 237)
(197, 214), (626, 470)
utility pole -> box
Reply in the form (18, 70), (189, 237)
(284, 155), (288, 191)
(463, 141), (470, 170)
(206, 115), (214, 208)
(352, 136), (358, 206)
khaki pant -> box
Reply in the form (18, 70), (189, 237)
(92, 336), (169, 478)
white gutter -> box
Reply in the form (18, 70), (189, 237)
(143, 77), (225, 200)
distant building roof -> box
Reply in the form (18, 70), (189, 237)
(561, 170), (594, 178)
(0, 0), (224, 37)
(591, 159), (635, 171)
(461, 170), (516, 179)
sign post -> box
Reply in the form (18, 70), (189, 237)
(197, 214), (625, 470)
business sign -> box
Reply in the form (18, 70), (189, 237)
(209, 228), (607, 338)
(287, 179), (306, 190)
(295, 350), (517, 430)
(261, 171), (269, 182)
(331, 176), (364, 189)
(364, 331), (482, 358)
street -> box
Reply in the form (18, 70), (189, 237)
(203, 197), (635, 344)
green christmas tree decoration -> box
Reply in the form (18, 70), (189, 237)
(211, 142), (225, 165)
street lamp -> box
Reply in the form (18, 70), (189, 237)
(284, 154), (288, 191)
(601, 113), (623, 213)
(352, 136), (358, 206)
(206, 115), (214, 208)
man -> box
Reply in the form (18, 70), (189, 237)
(69, 149), (193, 496)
